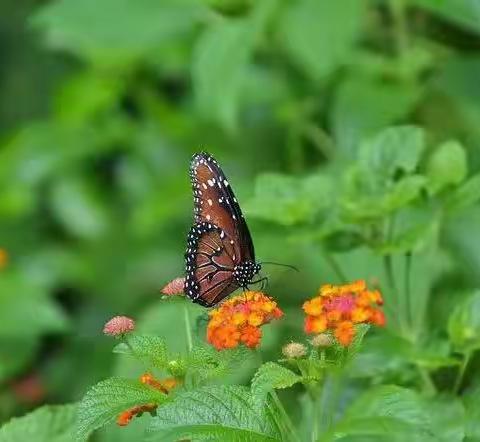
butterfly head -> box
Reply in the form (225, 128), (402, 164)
(233, 261), (261, 288)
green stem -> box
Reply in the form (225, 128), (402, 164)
(322, 249), (348, 283)
(404, 252), (413, 330)
(454, 351), (472, 394)
(418, 366), (436, 396)
(271, 391), (301, 442)
(183, 304), (193, 352)
(311, 389), (320, 442)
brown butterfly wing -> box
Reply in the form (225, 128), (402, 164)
(184, 222), (239, 307)
(190, 152), (255, 263)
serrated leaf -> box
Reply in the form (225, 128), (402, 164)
(146, 385), (281, 441)
(251, 362), (302, 409)
(0, 404), (76, 442)
(446, 173), (480, 213)
(426, 140), (467, 195)
(113, 334), (168, 370)
(280, 0), (364, 80)
(246, 173), (332, 225)
(448, 291), (480, 352)
(345, 385), (429, 427)
(187, 345), (254, 382)
(75, 377), (167, 442)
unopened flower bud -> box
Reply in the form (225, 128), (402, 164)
(310, 333), (333, 347)
(103, 316), (135, 337)
(282, 342), (307, 359)
(161, 277), (185, 295)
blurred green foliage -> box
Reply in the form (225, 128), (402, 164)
(2, 0), (480, 439)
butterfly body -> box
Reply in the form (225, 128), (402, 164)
(184, 152), (261, 307)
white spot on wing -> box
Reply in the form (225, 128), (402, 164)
(207, 199), (213, 206)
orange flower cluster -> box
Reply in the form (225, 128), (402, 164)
(303, 280), (385, 346)
(207, 291), (283, 350)
(117, 373), (179, 427)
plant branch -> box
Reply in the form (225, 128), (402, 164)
(183, 304), (193, 352)
(454, 351), (472, 394)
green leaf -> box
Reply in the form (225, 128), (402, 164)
(426, 140), (467, 195)
(280, 0), (364, 79)
(113, 335), (168, 370)
(411, 0), (480, 36)
(186, 345), (254, 382)
(0, 404), (76, 442)
(246, 173), (332, 225)
(344, 386), (429, 427)
(192, 18), (253, 131)
(251, 362), (301, 409)
(49, 177), (111, 240)
(75, 377), (167, 442)
(448, 290), (480, 352)
(32, 0), (206, 65)
(427, 396), (465, 442)
(321, 385), (441, 441)
(383, 175), (426, 211)
(359, 126), (426, 185)
(146, 385), (281, 441)
(464, 384), (480, 440)
(446, 173), (480, 213)
(0, 274), (69, 338)
(332, 76), (420, 156)
(192, 0), (273, 130)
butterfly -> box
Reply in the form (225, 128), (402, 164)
(184, 152), (262, 307)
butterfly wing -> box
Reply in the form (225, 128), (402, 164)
(185, 222), (239, 307)
(190, 152), (255, 262)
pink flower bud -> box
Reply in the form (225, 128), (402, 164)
(103, 316), (135, 337)
(161, 277), (185, 296)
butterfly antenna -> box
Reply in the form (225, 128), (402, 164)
(260, 261), (300, 272)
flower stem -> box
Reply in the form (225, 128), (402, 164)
(271, 391), (300, 442)
(418, 366), (436, 396)
(183, 304), (193, 352)
(404, 252), (413, 330)
(454, 351), (472, 394)
(322, 249), (348, 283)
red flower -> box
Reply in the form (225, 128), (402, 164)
(303, 280), (385, 347)
(207, 291), (283, 350)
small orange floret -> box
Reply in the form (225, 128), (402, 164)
(335, 321), (355, 346)
(303, 280), (385, 347)
(140, 373), (179, 394)
(116, 404), (157, 426)
(0, 249), (7, 269)
(207, 291), (283, 350)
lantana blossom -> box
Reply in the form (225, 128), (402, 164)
(303, 280), (385, 346)
(207, 291), (283, 350)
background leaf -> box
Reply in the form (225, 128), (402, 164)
(0, 405), (76, 442)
